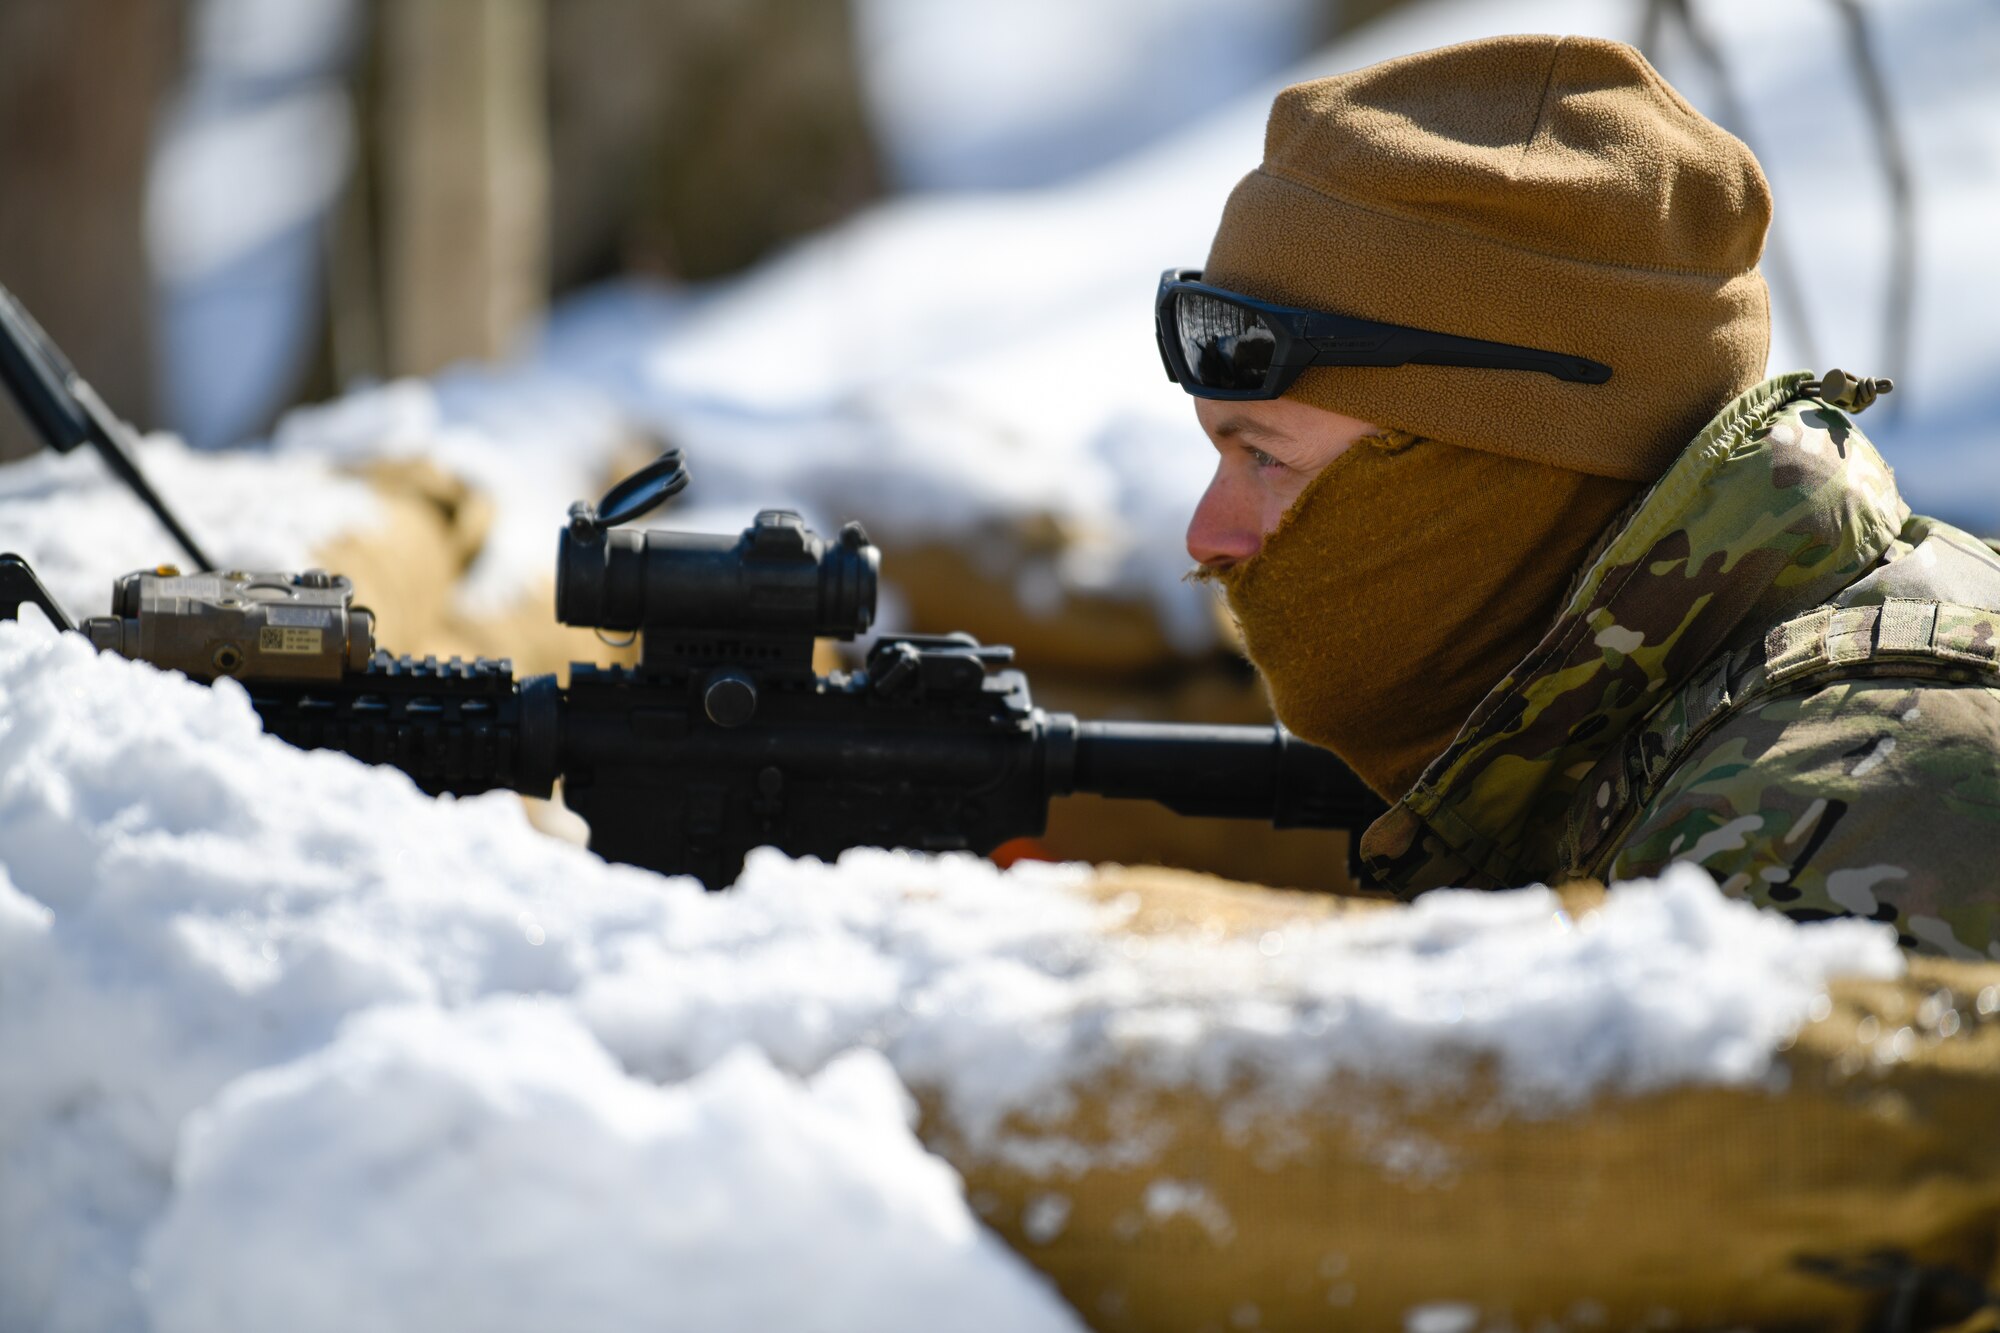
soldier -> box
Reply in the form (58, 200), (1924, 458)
(1159, 34), (2000, 957)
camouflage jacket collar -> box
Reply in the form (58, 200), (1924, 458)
(1359, 371), (1910, 893)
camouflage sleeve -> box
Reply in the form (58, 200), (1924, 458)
(1609, 678), (2000, 960)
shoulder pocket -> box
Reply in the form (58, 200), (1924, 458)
(1557, 598), (2000, 878)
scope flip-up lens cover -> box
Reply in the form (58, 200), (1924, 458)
(1172, 290), (1280, 392)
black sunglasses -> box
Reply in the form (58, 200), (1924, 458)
(1155, 269), (1611, 399)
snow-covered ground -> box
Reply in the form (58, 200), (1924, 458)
(0, 617), (1902, 1331)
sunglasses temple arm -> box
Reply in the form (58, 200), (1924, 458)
(1365, 329), (1611, 384)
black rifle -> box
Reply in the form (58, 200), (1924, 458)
(0, 282), (1383, 888)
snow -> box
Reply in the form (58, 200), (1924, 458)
(185, 0), (357, 84)
(0, 620), (1085, 1333)
(1143, 1179), (1235, 1245)
(141, 1029), (1065, 1333)
(0, 433), (380, 622)
(0, 615), (1902, 1330)
(852, 0), (1322, 191)
(147, 0), (360, 449)
(146, 90), (353, 288)
(248, 0), (2000, 658)
(1405, 1302), (1482, 1333)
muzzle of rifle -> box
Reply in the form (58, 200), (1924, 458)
(1048, 717), (1386, 831)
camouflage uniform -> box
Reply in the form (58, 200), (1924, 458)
(1359, 371), (2000, 958)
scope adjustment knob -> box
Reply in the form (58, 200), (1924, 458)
(703, 670), (759, 728)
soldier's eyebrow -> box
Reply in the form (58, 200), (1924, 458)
(1208, 415), (1287, 443)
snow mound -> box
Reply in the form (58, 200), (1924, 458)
(0, 619), (1902, 1330)
(0, 620), (1082, 1330)
(141, 1019), (1061, 1333)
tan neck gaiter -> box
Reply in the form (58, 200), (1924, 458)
(1210, 433), (1640, 800)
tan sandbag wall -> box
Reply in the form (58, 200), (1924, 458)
(914, 870), (2000, 1333)
(311, 459), (631, 678)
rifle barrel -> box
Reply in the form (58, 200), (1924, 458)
(1065, 719), (1385, 830)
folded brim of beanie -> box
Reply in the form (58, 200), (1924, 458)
(1205, 167), (1770, 483)
(1203, 34), (1776, 482)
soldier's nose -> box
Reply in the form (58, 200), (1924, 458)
(1187, 475), (1263, 570)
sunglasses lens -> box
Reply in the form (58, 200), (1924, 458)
(1172, 291), (1278, 392)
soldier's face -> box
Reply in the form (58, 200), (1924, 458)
(1186, 396), (1378, 570)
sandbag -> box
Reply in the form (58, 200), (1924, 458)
(312, 458), (625, 678)
(916, 869), (2000, 1333)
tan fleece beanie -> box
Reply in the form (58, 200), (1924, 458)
(1204, 35), (1773, 480)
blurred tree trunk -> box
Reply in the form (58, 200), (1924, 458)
(1326, 0), (1418, 36)
(377, 0), (550, 378)
(0, 0), (184, 461)
(546, 0), (883, 287)
(334, 0), (881, 382)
